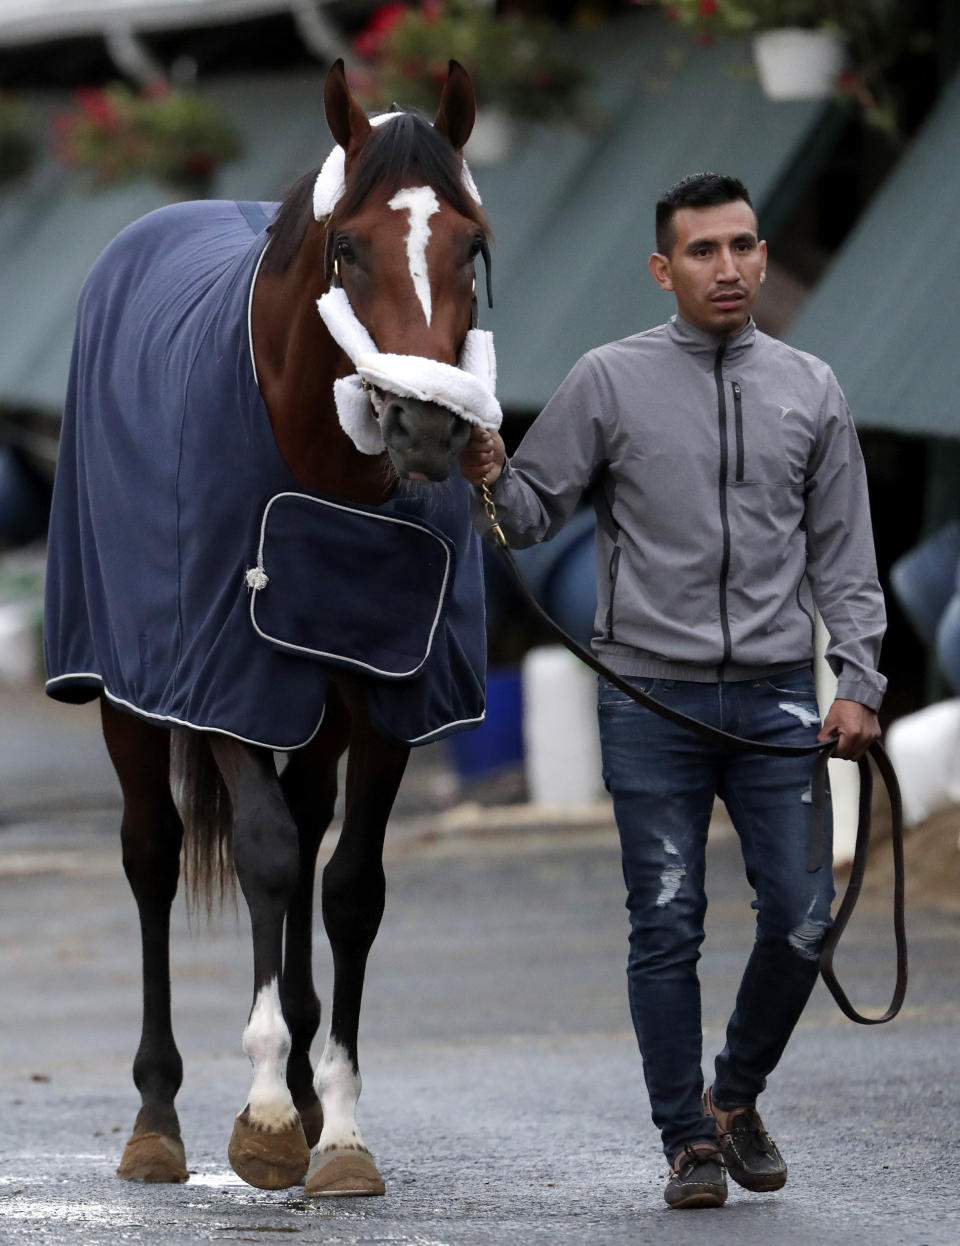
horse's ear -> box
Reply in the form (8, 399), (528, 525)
(433, 59), (476, 153)
(324, 58), (372, 161)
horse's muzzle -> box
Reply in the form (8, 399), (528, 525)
(380, 396), (472, 481)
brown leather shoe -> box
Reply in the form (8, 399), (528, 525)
(663, 1142), (727, 1209)
(703, 1085), (787, 1192)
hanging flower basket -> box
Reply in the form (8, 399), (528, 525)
(653, 0), (912, 133)
(0, 96), (39, 189)
(350, 0), (590, 131)
(51, 83), (242, 197)
(752, 27), (845, 99)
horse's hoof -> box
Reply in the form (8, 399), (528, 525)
(304, 1146), (385, 1197)
(228, 1112), (310, 1190)
(117, 1131), (188, 1183)
(298, 1100), (324, 1150)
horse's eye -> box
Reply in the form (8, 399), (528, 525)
(335, 237), (356, 264)
(467, 236), (484, 261)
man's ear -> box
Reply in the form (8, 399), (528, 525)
(648, 252), (674, 292)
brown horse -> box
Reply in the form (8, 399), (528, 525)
(43, 60), (494, 1196)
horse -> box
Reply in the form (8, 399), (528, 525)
(42, 59), (498, 1197)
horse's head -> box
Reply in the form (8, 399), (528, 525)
(322, 60), (491, 482)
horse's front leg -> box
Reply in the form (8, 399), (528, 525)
(209, 738), (310, 1190)
(100, 698), (188, 1183)
(305, 701), (409, 1198)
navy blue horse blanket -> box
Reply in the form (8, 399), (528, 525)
(44, 200), (486, 750)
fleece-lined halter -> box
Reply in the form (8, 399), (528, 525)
(311, 115), (502, 455)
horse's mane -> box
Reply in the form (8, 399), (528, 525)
(263, 112), (489, 277)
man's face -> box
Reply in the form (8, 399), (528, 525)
(648, 200), (767, 336)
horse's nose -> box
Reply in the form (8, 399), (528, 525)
(380, 397), (471, 479)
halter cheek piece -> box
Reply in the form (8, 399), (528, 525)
(471, 238), (493, 330)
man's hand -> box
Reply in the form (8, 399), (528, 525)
(459, 427), (505, 487)
(817, 699), (881, 761)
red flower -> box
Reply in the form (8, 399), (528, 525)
(698, 0), (718, 16)
(74, 87), (117, 129)
(421, 0), (443, 23)
(352, 2), (408, 60)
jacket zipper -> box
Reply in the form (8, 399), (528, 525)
(605, 545), (621, 638)
(714, 346), (733, 668)
(733, 382), (744, 482)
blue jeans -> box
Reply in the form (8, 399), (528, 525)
(597, 668), (834, 1162)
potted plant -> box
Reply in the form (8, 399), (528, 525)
(0, 95), (39, 189)
(654, 1), (850, 100)
(350, 0), (590, 162)
(51, 82), (242, 197)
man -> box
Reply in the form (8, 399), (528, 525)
(460, 173), (885, 1209)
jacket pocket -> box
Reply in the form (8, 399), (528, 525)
(731, 384), (809, 488)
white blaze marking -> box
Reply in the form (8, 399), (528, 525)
(241, 978), (298, 1130)
(388, 186), (440, 326)
(313, 1035), (366, 1152)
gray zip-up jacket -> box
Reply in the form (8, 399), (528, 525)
(485, 314), (887, 710)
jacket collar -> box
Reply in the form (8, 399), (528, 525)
(667, 313), (756, 361)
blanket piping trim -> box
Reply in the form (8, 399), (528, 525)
(44, 674), (486, 749)
(246, 490), (453, 679)
(247, 237), (271, 391)
(44, 674), (328, 752)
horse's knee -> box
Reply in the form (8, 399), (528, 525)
(321, 858), (386, 951)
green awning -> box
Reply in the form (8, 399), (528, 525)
(0, 11), (830, 416)
(788, 72), (960, 440)
(476, 17), (830, 410)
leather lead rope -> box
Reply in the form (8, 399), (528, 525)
(479, 484), (907, 1025)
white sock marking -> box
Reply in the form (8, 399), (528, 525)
(242, 978), (298, 1130)
(388, 186), (440, 326)
(313, 1035), (366, 1152)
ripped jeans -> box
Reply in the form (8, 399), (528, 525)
(597, 667), (834, 1163)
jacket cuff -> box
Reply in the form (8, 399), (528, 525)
(835, 673), (886, 712)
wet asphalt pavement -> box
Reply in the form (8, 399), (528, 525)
(0, 688), (958, 1246)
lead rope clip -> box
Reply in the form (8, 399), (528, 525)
(479, 478), (507, 548)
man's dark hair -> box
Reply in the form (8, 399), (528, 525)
(655, 173), (753, 257)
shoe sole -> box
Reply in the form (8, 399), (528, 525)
(666, 1189), (727, 1210)
(723, 1163), (787, 1193)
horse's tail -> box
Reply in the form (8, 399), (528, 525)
(171, 729), (235, 916)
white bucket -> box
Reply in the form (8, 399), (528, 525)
(752, 28), (845, 101)
(522, 645), (603, 807)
